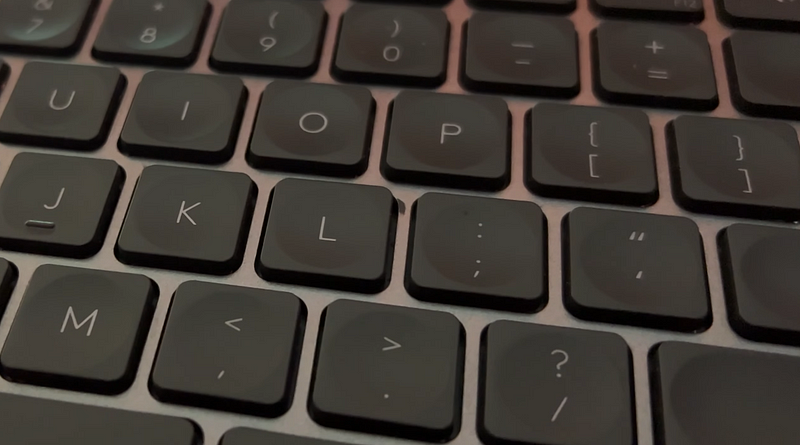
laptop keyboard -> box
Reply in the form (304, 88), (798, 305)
(0, 0), (799, 444)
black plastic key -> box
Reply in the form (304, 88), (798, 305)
(592, 0), (704, 22)
(333, 4), (449, 87)
(725, 31), (800, 119)
(0, 265), (157, 394)
(247, 80), (374, 177)
(222, 428), (351, 445)
(309, 299), (465, 442)
(119, 71), (246, 164)
(257, 178), (397, 294)
(382, 91), (510, 191)
(565, 207), (711, 332)
(93, 0), (209, 66)
(461, 12), (579, 97)
(0, 259), (17, 317)
(211, 0), (327, 77)
(0, 60), (7, 86)
(468, 0), (576, 13)
(593, 21), (717, 110)
(151, 281), (305, 417)
(652, 342), (800, 445)
(406, 193), (547, 313)
(480, 321), (635, 445)
(668, 116), (800, 221)
(718, 0), (800, 31)
(0, 0), (97, 55)
(0, 62), (125, 150)
(0, 153), (124, 258)
(527, 103), (657, 206)
(116, 165), (256, 275)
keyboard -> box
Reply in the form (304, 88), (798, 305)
(0, 0), (799, 444)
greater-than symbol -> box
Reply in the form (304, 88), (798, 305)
(382, 337), (401, 351)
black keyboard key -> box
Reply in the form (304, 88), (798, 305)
(0, 393), (199, 445)
(93, 0), (209, 66)
(406, 193), (547, 313)
(222, 428), (351, 445)
(725, 31), (800, 119)
(0, 153), (123, 258)
(591, 0), (704, 22)
(309, 299), (465, 442)
(652, 342), (800, 445)
(668, 116), (800, 221)
(527, 103), (657, 205)
(564, 207), (711, 332)
(211, 0), (326, 77)
(593, 21), (717, 110)
(0, 259), (17, 317)
(0, 62), (125, 150)
(382, 91), (510, 191)
(116, 165), (256, 275)
(720, 224), (800, 346)
(119, 71), (246, 164)
(333, 4), (449, 87)
(257, 178), (396, 294)
(468, 0), (576, 13)
(247, 80), (374, 177)
(0, 265), (157, 394)
(151, 281), (305, 417)
(0, 0), (97, 55)
(0, 60), (7, 85)
(461, 12), (579, 97)
(718, 0), (800, 31)
(480, 321), (634, 445)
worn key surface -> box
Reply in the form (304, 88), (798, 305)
(221, 428), (352, 445)
(0, 0), (97, 55)
(592, 0), (704, 22)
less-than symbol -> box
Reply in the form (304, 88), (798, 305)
(225, 318), (243, 332)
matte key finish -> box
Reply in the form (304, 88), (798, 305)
(0, 153), (124, 258)
(468, 0), (576, 13)
(257, 178), (397, 294)
(151, 281), (305, 417)
(592, 0), (704, 22)
(383, 91), (510, 191)
(480, 321), (634, 445)
(406, 193), (547, 313)
(720, 224), (800, 346)
(221, 428), (352, 445)
(527, 103), (657, 205)
(119, 71), (246, 164)
(247, 80), (374, 177)
(461, 12), (579, 97)
(93, 0), (209, 66)
(0, 259), (17, 317)
(652, 342), (800, 445)
(0, 60), (7, 86)
(116, 165), (256, 275)
(593, 21), (717, 110)
(565, 207), (711, 332)
(0, 0), (96, 55)
(0, 265), (157, 394)
(718, 0), (800, 31)
(0, 62), (125, 150)
(309, 299), (465, 442)
(211, 0), (327, 77)
(668, 116), (800, 221)
(333, 4), (449, 87)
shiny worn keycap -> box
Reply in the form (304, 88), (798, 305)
(592, 0), (704, 22)
(468, 0), (576, 12)
(718, 0), (800, 31)
(221, 428), (352, 445)
(0, 0), (97, 55)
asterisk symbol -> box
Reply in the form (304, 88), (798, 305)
(153, 2), (165, 12)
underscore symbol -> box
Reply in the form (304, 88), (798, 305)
(589, 154), (600, 179)
(382, 337), (401, 351)
(647, 69), (669, 80)
(739, 168), (753, 194)
(551, 397), (568, 422)
(318, 216), (336, 242)
(629, 231), (645, 241)
(733, 135), (745, 161)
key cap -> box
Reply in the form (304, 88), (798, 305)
(0, 62), (125, 150)
(222, 428), (352, 445)
(309, 299), (465, 442)
(480, 321), (634, 445)
(668, 116), (800, 221)
(0, 259), (18, 317)
(591, 0), (704, 22)
(652, 342), (800, 445)
(564, 207), (711, 332)
(0, 60), (7, 85)
(527, 103), (657, 205)
(0, 153), (124, 258)
(257, 178), (397, 294)
(151, 281), (305, 417)
(0, 393), (199, 445)
(382, 91), (510, 191)
(725, 31), (800, 119)
(468, 0), (576, 13)
(720, 224), (800, 346)
(115, 165), (256, 275)
(593, 21), (717, 110)
(93, 0), (210, 67)
(333, 4), (449, 87)
(461, 12), (579, 97)
(718, 0), (800, 31)
(406, 193), (547, 313)
(247, 80), (374, 177)
(0, 265), (157, 394)
(119, 71), (246, 164)
(0, 0), (96, 55)
(211, 0), (327, 77)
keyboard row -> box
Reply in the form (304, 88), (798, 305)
(0, 269), (798, 444)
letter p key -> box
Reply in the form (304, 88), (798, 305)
(440, 123), (462, 144)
